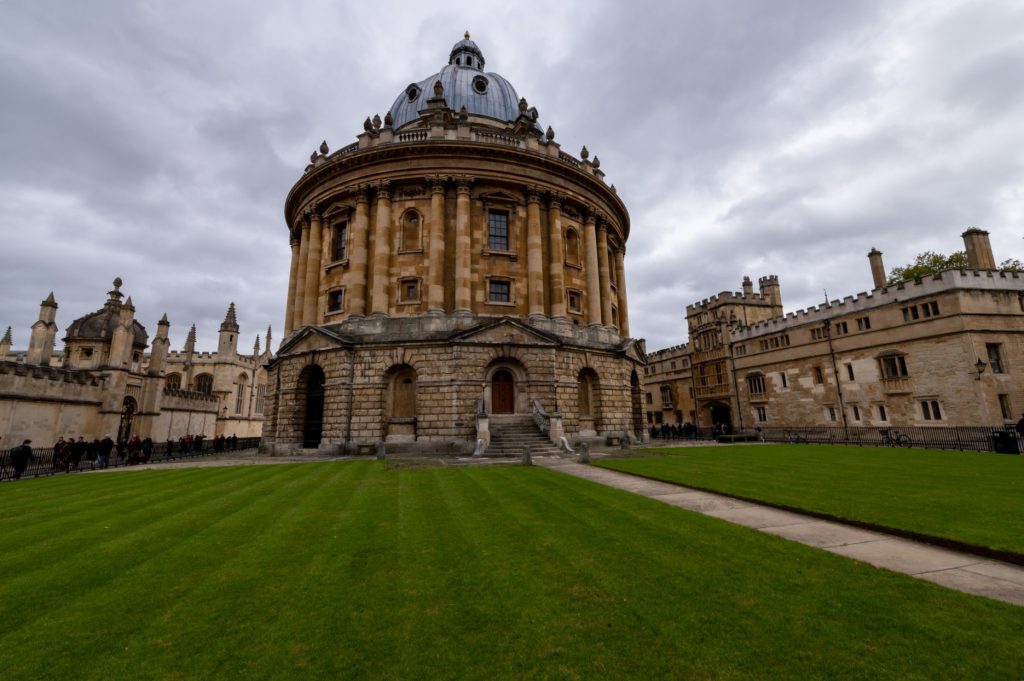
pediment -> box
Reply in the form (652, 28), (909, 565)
(622, 339), (647, 364)
(277, 326), (352, 356)
(450, 318), (560, 346)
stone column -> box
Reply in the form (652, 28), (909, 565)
(454, 177), (473, 314)
(284, 230), (300, 334)
(547, 195), (566, 319)
(597, 220), (613, 326)
(349, 187), (370, 316)
(427, 177), (446, 313)
(526, 187), (544, 318)
(614, 247), (630, 337)
(583, 211), (602, 326)
(370, 181), (392, 316)
(302, 209), (323, 325)
(292, 216), (310, 328)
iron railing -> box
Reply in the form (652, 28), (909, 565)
(646, 424), (1022, 454)
(0, 437), (262, 482)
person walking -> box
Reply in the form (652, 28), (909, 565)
(11, 440), (34, 480)
(98, 435), (114, 469)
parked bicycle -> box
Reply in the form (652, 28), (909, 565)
(879, 429), (912, 448)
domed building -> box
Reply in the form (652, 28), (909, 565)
(262, 34), (646, 454)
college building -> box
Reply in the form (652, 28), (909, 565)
(642, 228), (1024, 432)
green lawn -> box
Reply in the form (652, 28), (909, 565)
(1, 461), (1022, 680)
(597, 444), (1024, 555)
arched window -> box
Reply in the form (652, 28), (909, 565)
(400, 210), (422, 252)
(235, 373), (248, 414)
(195, 373), (214, 395)
(747, 373), (766, 396)
(165, 373), (181, 390)
(565, 228), (581, 267)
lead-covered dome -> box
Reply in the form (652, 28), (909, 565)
(64, 278), (148, 348)
(387, 33), (541, 132)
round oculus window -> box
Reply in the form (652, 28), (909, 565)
(472, 76), (488, 94)
(406, 84), (420, 102)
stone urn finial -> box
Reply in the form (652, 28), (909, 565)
(580, 145), (589, 160)
(319, 140), (329, 155)
(592, 156), (601, 169)
(372, 114), (382, 130)
(433, 80), (444, 98)
(384, 111), (393, 127)
(363, 117), (373, 132)
(519, 97), (528, 112)
(546, 126), (555, 141)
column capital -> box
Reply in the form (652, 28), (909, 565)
(355, 184), (370, 204)
(427, 175), (447, 194)
(375, 179), (392, 200)
(548, 192), (564, 209)
(455, 175), (474, 193)
(526, 185), (543, 204)
(582, 209), (597, 225)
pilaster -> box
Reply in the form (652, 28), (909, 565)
(427, 177), (447, 313)
(597, 220), (613, 327)
(583, 210), (602, 326)
(302, 209), (323, 325)
(349, 186), (371, 316)
(454, 177), (473, 314)
(526, 186), (544, 318)
(547, 194), (566, 319)
(293, 216), (311, 327)
(370, 181), (393, 316)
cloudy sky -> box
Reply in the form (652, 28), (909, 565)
(1, 0), (1021, 353)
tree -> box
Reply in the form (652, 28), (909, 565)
(887, 251), (1024, 284)
(887, 251), (968, 284)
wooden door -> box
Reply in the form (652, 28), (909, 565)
(492, 370), (515, 414)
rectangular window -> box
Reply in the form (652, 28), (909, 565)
(670, 361), (677, 370)
(333, 222), (348, 261)
(780, 372), (787, 388)
(488, 279), (511, 303)
(998, 394), (1011, 419)
(929, 301), (939, 316)
(987, 343), (1004, 373)
(400, 279), (419, 302)
(828, 407), (837, 421)
(255, 384), (266, 414)
(852, 405), (861, 421)
(747, 374), (766, 395)
(328, 289), (344, 313)
(880, 355), (909, 378)
(902, 306), (920, 322)
(835, 321), (848, 335)
(567, 290), (582, 313)
(878, 404), (887, 421)
(487, 210), (509, 251)
(735, 344), (746, 357)
(814, 366), (824, 384)
(699, 365), (707, 387)
(646, 411), (653, 424)
(756, 406), (767, 422)
(846, 363), (855, 381)
(921, 400), (942, 420)
(811, 327), (826, 341)
(856, 316), (871, 331)
(645, 393), (653, 405)
(715, 362), (724, 385)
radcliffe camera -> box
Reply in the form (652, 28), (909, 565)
(1, 8), (1023, 680)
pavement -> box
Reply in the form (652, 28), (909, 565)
(535, 456), (1024, 607)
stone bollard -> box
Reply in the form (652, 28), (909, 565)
(620, 431), (631, 451)
(375, 441), (386, 460)
(521, 445), (532, 466)
(577, 442), (590, 464)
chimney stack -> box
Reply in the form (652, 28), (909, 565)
(868, 248), (886, 289)
(962, 228), (995, 270)
(741, 276), (753, 296)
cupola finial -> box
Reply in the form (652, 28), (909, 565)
(464, 30), (470, 40)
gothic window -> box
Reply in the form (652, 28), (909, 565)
(747, 373), (766, 395)
(400, 211), (422, 252)
(333, 221), (348, 261)
(487, 210), (509, 251)
(659, 384), (673, 407)
(564, 228), (581, 267)
(255, 383), (266, 414)
(195, 373), (214, 395)
(879, 353), (909, 379)
(165, 373), (181, 390)
(921, 400), (942, 420)
(235, 374), (248, 414)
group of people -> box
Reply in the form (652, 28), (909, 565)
(167, 433), (239, 454)
(649, 422), (699, 440)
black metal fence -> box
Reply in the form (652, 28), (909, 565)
(647, 424), (1022, 454)
(0, 437), (262, 482)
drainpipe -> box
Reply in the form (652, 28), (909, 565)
(824, 319), (849, 434)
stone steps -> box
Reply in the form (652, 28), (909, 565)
(487, 414), (563, 457)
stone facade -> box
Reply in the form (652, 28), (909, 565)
(262, 35), (646, 455)
(643, 229), (1024, 430)
(0, 280), (270, 445)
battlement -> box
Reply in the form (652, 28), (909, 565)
(647, 342), (690, 359)
(686, 290), (772, 314)
(165, 350), (257, 364)
(732, 268), (1024, 340)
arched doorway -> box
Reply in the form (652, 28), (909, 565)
(300, 365), (325, 448)
(630, 370), (644, 437)
(117, 396), (137, 443)
(385, 364), (417, 442)
(707, 402), (732, 432)
(491, 369), (515, 414)
(577, 368), (601, 436)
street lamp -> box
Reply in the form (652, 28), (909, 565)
(975, 358), (987, 380)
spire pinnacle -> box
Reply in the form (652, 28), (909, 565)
(220, 302), (239, 332)
(42, 292), (57, 308)
(2, 326), (11, 344)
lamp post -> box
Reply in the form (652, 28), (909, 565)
(975, 358), (987, 380)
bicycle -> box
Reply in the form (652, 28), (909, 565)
(880, 429), (912, 448)
(785, 431), (807, 444)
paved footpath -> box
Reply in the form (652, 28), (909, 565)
(536, 456), (1024, 607)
